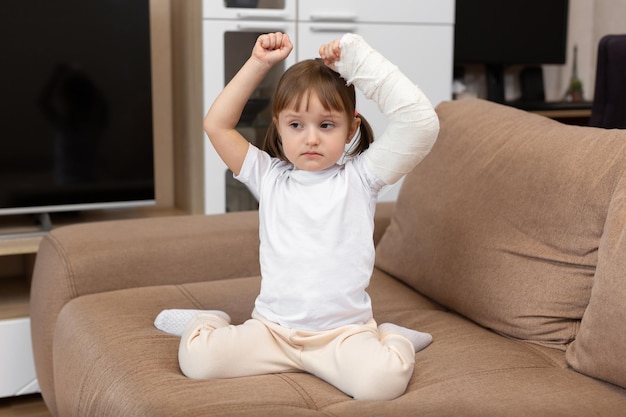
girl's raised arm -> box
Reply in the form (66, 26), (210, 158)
(204, 32), (293, 175)
(319, 34), (439, 185)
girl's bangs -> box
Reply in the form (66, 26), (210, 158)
(274, 60), (349, 114)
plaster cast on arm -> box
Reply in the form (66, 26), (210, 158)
(334, 34), (440, 185)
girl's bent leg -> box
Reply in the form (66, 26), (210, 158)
(300, 320), (416, 401)
(178, 313), (301, 379)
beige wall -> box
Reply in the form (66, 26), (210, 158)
(590, 0), (626, 95)
(151, 0), (176, 209)
(170, 0), (205, 214)
(153, 0), (205, 214)
(546, 0), (626, 102)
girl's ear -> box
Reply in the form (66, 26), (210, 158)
(347, 116), (362, 143)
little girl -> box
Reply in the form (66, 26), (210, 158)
(156, 32), (440, 401)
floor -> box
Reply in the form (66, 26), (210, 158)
(0, 394), (52, 417)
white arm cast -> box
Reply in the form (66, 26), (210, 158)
(334, 34), (440, 185)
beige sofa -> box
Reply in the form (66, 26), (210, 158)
(31, 99), (626, 416)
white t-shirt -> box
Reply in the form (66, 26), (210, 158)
(236, 145), (385, 331)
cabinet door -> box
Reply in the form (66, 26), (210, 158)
(203, 0), (296, 21)
(0, 318), (39, 397)
(298, 0), (454, 24)
(203, 20), (297, 214)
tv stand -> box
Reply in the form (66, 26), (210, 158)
(507, 100), (593, 126)
(485, 64), (506, 103)
(0, 213), (52, 240)
(507, 100), (593, 112)
(484, 64), (551, 106)
(34, 213), (51, 234)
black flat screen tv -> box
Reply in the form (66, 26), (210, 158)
(454, 0), (569, 103)
(0, 0), (155, 218)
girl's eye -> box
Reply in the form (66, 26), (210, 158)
(321, 122), (335, 129)
(289, 122), (302, 129)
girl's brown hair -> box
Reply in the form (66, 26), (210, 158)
(262, 58), (374, 161)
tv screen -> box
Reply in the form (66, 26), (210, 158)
(454, 0), (570, 66)
(0, 0), (155, 216)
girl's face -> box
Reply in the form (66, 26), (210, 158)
(274, 92), (360, 172)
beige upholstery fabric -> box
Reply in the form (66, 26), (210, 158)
(376, 99), (626, 349)
(567, 173), (626, 389)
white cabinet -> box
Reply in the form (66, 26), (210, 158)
(202, 0), (454, 214)
(297, 0), (453, 109)
(0, 250), (39, 399)
(298, 0), (453, 25)
(202, 0), (296, 21)
(0, 318), (39, 397)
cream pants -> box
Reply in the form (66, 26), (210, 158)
(178, 310), (416, 401)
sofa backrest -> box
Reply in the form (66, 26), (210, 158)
(375, 99), (626, 352)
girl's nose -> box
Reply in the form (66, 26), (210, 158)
(305, 129), (320, 146)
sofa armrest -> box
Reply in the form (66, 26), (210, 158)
(30, 210), (260, 409)
(32, 211), (260, 296)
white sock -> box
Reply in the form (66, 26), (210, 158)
(154, 309), (231, 336)
(379, 323), (433, 352)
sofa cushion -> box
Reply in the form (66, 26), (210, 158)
(51, 270), (626, 416)
(376, 99), (626, 349)
(566, 173), (626, 389)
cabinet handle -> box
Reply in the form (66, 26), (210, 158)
(236, 11), (290, 20)
(309, 25), (357, 33)
(237, 23), (289, 32)
(309, 14), (357, 22)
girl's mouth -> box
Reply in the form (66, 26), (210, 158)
(303, 151), (322, 157)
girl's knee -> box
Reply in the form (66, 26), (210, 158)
(178, 337), (215, 379)
(177, 321), (233, 379)
(349, 374), (410, 400)
(344, 362), (414, 401)
(178, 338), (237, 379)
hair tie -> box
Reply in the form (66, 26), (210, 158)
(354, 109), (359, 117)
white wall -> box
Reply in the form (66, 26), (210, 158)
(589, 0), (626, 97)
(542, 0), (593, 101)
(546, 0), (626, 102)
